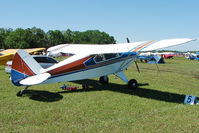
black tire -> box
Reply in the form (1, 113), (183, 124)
(16, 91), (23, 97)
(128, 79), (138, 90)
(82, 84), (89, 90)
(99, 76), (109, 85)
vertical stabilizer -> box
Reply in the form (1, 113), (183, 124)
(11, 49), (44, 86)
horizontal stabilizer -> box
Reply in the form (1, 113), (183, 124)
(19, 73), (51, 86)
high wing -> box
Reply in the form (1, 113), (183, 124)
(47, 41), (146, 55)
(47, 38), (194, 56)
(25, 48), (46, 54)
(0, 48), (45, 65)
(0, 49), (18, 55)
(0, 48), (46, 55)
(0, 53), (13, 65)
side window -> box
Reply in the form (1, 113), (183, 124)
(94, 55), (105, 62)
(104, 54), (117, 60)
(94, 53), (121, 63)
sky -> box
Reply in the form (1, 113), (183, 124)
(0, 0), (199, 51)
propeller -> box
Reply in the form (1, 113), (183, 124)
(126, 37), (140, 73)
(126, 38), (130, 43)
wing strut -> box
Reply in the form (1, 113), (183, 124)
(116, 71), (129, 84)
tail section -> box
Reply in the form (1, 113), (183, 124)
(11, 49), (44, 86)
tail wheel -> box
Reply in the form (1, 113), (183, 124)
(16, 86), (29, 97)
(16, 91), (23, 97)
(99, 76), (109, 85)
(128, 79), (138, 90)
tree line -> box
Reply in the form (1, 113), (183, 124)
(0, 27), (116, 49)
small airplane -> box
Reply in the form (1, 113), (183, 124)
(0, 48), (46, 65)
(196, 53), (199, 60)
(47, 44), (72, 57)
(161, 53), (176, 59)
(185, 52), (199, 60)
(10, 38), (194, 96)
(137, 54), (165, 64)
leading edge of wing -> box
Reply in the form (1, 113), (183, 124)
(47, 38), (195, 55)
(51, 41), (147, 55)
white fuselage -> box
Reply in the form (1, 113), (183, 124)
(42, 54), (136, 84)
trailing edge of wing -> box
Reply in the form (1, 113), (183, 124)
(19, 73), (51, 86)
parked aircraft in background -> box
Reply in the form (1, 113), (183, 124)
(0, 48), (46, 65)
(47, 44), (68, 57)
(137, 55), (165, 64)
(140, 52), (176, 59)
(196, 53), (199, 60)
(161, 53), (176, 59)
(184, 52), (199, 60)
(10, 38), (194, 96)
(5, 55), (58, 73)
(185, 52), (196, 60)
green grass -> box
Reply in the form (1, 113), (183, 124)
(0, 57), (199, 132)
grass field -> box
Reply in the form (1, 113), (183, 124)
(0, 57), (199, 132)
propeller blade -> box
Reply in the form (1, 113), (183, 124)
(126, 38), (130, 43)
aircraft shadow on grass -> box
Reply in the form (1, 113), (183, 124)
(58, 79), (186, 104)
(22, 79), (185, 103)
(22, 90), (63, 102)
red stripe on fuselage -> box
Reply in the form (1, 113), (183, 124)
(48, 56), (92, 76)
(12, 53), (35, 76)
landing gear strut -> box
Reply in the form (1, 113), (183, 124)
(16, 86), (29, 97)
(116, 71), (138, 90)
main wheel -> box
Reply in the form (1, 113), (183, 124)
(99, 76), (109, 85)
(128, 79), (138, 90)
(82, 84), (89, 90)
